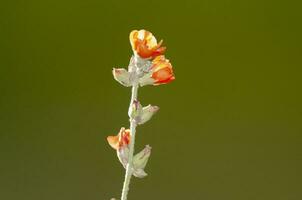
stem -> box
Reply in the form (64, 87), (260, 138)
(121, 84), (139, 200)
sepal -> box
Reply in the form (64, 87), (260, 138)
(138, 71), (155, 86)
(138, 105), (159, 125)
(112, 68), (132, 87)
(117, 146), (129, 168)
(132, 145), (152, 178)
(133, 168), (148, 178)
(128, 101), (159, 125)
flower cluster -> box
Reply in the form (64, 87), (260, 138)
(113, 29), (175, 87)
(107, 127), (151, 177)
(107, 29), (175, 199)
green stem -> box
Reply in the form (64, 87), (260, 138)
(121, 84), (139, 200)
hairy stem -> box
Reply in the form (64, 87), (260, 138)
(121, 83), (139, 200)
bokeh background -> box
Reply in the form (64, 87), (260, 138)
(1, 0), (301, 199)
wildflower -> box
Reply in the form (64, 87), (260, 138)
(130, 30), (166, 59)
(107, 128), (152, 178)
(139, 56), (175, 86)
(107, 127), (130, 150)
(107, 128), (131, 168)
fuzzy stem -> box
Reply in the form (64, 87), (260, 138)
(121, 83), (139, 200)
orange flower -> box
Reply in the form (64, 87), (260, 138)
(151, 56), (175, 85)
(130, 30), (166, 59)
(107, 127), (130, 150)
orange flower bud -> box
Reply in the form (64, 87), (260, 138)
(107, 127), (130, 150)
(130, 30), (166, 59)
(151, 56), (175, 85)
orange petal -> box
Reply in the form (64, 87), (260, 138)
(152, 67), (174, 84)
(119, 129), (130, 147)
(107, 128), (131, 150)
(107, 135), (119, 150)
(129, 29), (165, 59)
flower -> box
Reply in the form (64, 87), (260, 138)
(107, 128), (131, 168)
(107, 128), (152, 178)
(139, 55), (175, 86)
(107, 127), (130, 150)
(151, 56), (175, 85)
(130, 30), (166, 59)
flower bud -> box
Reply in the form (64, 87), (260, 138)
(112, 68), (132, 87)
(138, 56), (175, 86)
(128, 100), (143, 119)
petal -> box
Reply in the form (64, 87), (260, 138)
(136, 43), (154, 58)
(154, 75), (175, 85)
(151, 46), (166, 58)
(129, 29), (165, 59)
(137, 29), (147, 40)
(118, 128), (130, 148)
(152, 66), (174, 82)
(107, 135), (119, 150)
(107, 128), (131, 150)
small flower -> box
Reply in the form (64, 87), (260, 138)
(107, 127), (130, 150)
(107, 128), (131, 168)
(151, 56), (175, 85)
(107, 128), (152, 177)
(130, 30), (166, 59)
(139, 56), (175, 86)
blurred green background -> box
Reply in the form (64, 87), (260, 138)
(1, 0), (301, 199)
